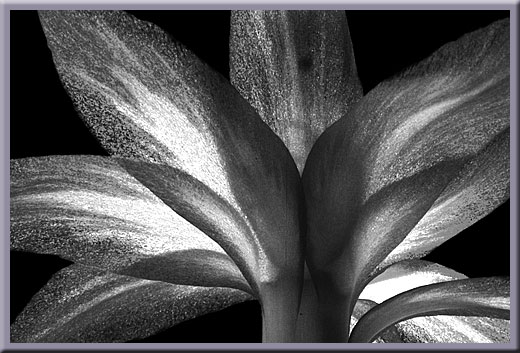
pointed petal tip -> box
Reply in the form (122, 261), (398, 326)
(230, 10), (362, 173)
(35, 9), (305, 299)
(303, 15), (510, 299)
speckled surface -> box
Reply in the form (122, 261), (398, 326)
(230, 11), (362, 174)
(12, 11), (511, 343)
(10, 155), (251, 293)
(395, 315), (509, 343)
(356, 260), (508, 342)
(302, 18), (510, 300)
(350, 276), (509, 343)
(36, 10), (304, 301)
(381, 129), (509, 269)
(360, 259), (466, 303)
(11, 264), (252, 342)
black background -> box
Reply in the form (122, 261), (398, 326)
(10, 10), (510, 342)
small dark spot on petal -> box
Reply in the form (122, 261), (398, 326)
(298, 55), (313, 72)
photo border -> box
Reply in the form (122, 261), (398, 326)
(1, 0), (518, 351)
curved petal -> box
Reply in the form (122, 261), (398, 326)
(349, 277), (510, 343)
(360, 259), (466, 304)
(38, 11), (304, 340)
(296, 261), (509, 343)
(230, 11), (362, 173)
(11, 264), (252, 342)
(380, 128), (509, 269)
(302, 18), (509, 321)
(10, 156), (251, 294)
(356, 260), (509, 343)
(350, 299), (402, 343)
(37, 9), (304, 284)
(394, 315), (510, 343)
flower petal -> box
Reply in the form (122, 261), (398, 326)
(350, 299), (402, 343)
(380, 128), (509, 269)
(38, 11), (304, 304)
(230, 11), (362, 173)
(356, 260), (509, 343)
(349, 277), (510, 343)
(303, 18), (509, 301)
(11, 264), (252, 342)
(394, 315), (510, 343)
(360, 259), (466, 304)
(10, 156), (251, 293)
(306, 159), (462, 294)
(357, 260), (510, 343)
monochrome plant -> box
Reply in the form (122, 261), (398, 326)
(10, 10), (510, 343)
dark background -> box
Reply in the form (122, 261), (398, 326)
(10, 10), (510, 342)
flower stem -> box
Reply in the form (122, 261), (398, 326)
(259, 279), (301, 343)
(316, 291), (353, 342)
(295, 275), (320, 342)
(295, 273), (355, 342)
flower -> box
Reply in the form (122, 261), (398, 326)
(9, 10), (510, 343)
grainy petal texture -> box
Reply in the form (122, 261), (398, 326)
(359, 260), (466, 303)
(10, 156), (251, 293)
(350, 299), (402, 343)
(11, 264), (252, 342)
(394, 315), (510, 343)
(380, 128), (509, 269)
(349, 276), (510, 343)
(37, 11), (304, 303)
(358, 260), (509, 343)
(303, 18), (509, 303)
(230, 11), (362, 173)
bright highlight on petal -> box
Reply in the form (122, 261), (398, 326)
(381, 129), (509, 268)
(10, 156), (250, 293)
(37, 10), (305, 342)
(395, 315), (509, 343)
(350, 277), (510, 343)
(357, 260), (510, 343)
(10, 11), (510, 344)
(230, 11), (362, 173)
(77, 67), (232, 203)
(360, 260), (465, 303)
(303, 18), (509, 337)
(11, 264), (252, 342)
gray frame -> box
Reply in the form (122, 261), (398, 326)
(2, 0), (518, 351)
